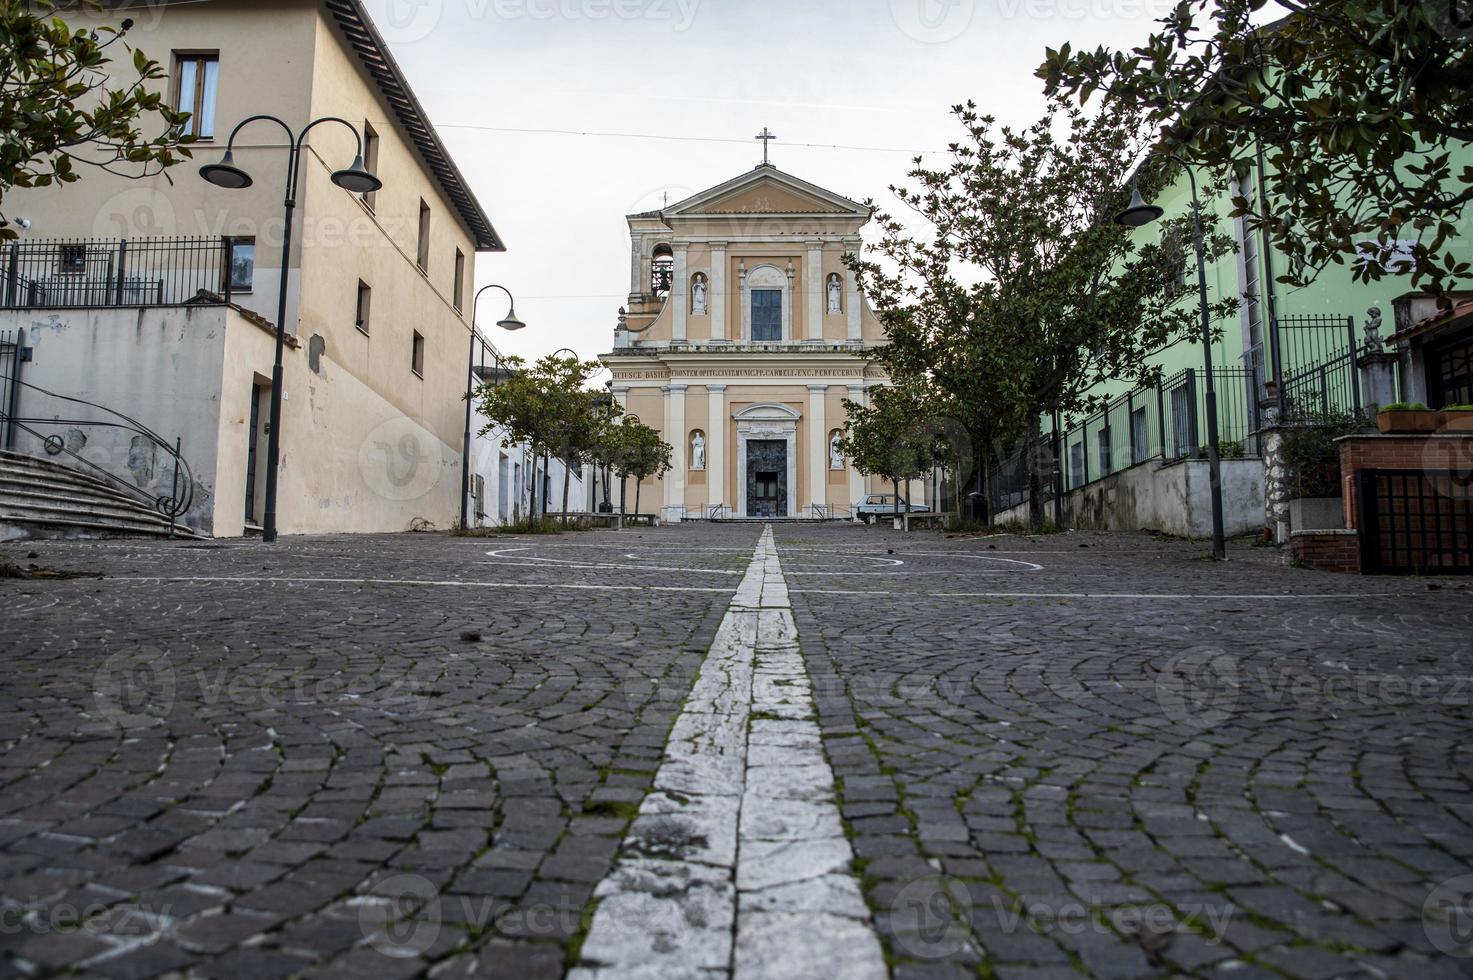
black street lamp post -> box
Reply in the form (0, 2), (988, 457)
(461, 284), (525, 530)
(200, 115), (381, 543)
(1114, 158), (1227, 560)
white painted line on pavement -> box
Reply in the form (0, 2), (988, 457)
(571, 526), (885, 980)
(790, 588), (1412, 600)
(110, 576), (734, 594)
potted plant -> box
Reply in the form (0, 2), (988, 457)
(1438, 404), (1473, 432)
(1377, 402), (1438, 434)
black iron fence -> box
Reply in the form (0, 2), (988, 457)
(1, 237), (239, 309)
(986, 365), (1263, 517)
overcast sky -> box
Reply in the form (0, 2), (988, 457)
(363, 0), (1184, 367)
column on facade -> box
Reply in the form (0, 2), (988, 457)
(738, 260), (749, 341)
(663, 383), (687, 519)
(847, 383), (866, 511)
(630, 239), (642, 295)
(783, 259), (795, 343)
(805, 241), (824, 342)
(807, 384), (827, 517)
(672, 243), (689, 342)
(707, 384), (726, 517)
(844, 236), (862, 342)
(710, 242), (727, 342)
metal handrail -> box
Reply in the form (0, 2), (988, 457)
(2, 378), (194, 528)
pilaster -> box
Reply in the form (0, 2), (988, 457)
(710, 242), (728, 342)
(808, 384), (827, 517)
(805, 241), (824, 342)
(672, 243), (689, 342)
(707, 384), (727, 517)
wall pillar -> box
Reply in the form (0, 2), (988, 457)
(707, 384), (727, 517)
(710, 242), (727, 342)
(805, 241), (824, 342)
(844, 236), (862, 342)
(738, 260), (749, 342)
(807, 384), (826, 517)
(663, 383), (687, 521)
(783, 259), (795, 343)
(672, 243), (689, 342)
(846, 383), (866, 515)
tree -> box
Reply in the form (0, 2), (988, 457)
(1, 1), (194, 235)
(837, 383), (950, 527)
(538, 354), (605, 528)
(473, 352), (597, 525)
(849, 98), (1235, 529)
(604, 415), (671, 523)
(1038, 0), (1473, 300)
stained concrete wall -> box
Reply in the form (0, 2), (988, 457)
(996, 457), (1266, 539)
(2, 306), (229, 533)
(3, 304), (465, 538)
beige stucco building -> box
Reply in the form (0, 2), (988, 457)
(0, 0), (502, 536)
(603, 163), (893, 521)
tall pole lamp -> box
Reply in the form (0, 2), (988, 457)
(1113, 157), (1227, 560)
(461, 285), (526, 529)
(200, 116), (381, 543)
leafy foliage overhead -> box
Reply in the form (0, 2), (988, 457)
(1, 1), (195, 235)
(1038, 0), (1473, 299)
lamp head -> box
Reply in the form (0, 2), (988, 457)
(199, 149), (252, 189)
(1113, 181), (1164, 228)
(496, 308), (526, 331)
(331, 155), (382, 194)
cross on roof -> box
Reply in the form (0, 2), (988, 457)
(755, 127), (776, 166)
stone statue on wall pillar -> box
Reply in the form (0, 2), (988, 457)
(692, 274), (708, 315)
(691, 431), (706, 470)
(827, 274), (842, 315)
(829, 430), (844, 469)
(1364, 306), (1383, 348)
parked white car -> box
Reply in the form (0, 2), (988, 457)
(853, 493), (929, 522)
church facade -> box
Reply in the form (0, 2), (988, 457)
(602, 160), (894, 521)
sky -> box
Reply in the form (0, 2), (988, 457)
(362, 0), (1185, 367)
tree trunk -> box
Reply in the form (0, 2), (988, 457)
(634, 479), (642, 524)
(618, 474), (627, 530)
(541, 450), (550, 526)
(1027, 417), (1044, 532)
(892, 477), (901, 526)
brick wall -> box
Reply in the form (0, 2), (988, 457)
(1291, 530), (1361, 573)
(1337, 434), (1473, 528)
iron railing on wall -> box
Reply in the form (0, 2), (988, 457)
(1, 237), (238, 310)
(985, 365), (1262, 517)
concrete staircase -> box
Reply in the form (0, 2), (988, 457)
(0, 450), (198, 540)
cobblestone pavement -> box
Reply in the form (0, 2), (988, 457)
(1, 524), (1471, 979)
(774, 524), (1473, 980)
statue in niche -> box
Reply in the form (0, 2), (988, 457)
(692, 274), (708, 315)
(827, 274), (843, 315)
(690, 430), (706, 470)
(829, 430), (844, 469)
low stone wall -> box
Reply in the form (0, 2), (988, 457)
(1291, 529), (1361, 573)
(995, 457), (1265, 538)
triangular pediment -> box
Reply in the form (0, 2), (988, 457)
(661, 166), (870, 218)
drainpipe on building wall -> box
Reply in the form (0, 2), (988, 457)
(1256, 140), (1285, 414)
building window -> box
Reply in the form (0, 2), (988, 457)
(417, 200), (431, 271)
(1097, 426), (1112, 476)
(453, 248), (466, 312)
(1130, 406), (1148, 465)
(1170, 383), (1193, 458)
(751, 289), (782, 342)
(411, 330), (425, 377)
(473, 474), (486, 521)
(174, 53), (219, 139)
(1069, 440), (1084, 489)
(651, 244), (673, 296)
(58, 245), (86, 275)
(355, 280), (371, 335)
(1428, 328), (1473, 409)
(361, 121), (379, 210)
(228, 238), (254, 292)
